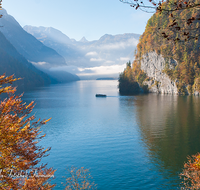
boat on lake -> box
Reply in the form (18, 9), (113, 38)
(96, 94), (107, 97)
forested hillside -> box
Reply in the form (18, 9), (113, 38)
(119, 0), (200, 95)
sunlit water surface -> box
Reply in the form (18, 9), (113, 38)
(23, 80), (200, 190)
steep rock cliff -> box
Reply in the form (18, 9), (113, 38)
(123, 0), (200, 96)
(140, 51), (178, 94)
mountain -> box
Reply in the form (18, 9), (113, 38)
(79, 37), (88, 43)
(24, 26), (72, 45)
(119, 1), (200, 95)
(97, 33), (140, 44)
(23, 25), (84, 66)
(0, 31), (54, 91)
(24, 25), (140, 67)
(0, 9), (79, 83)
(23, 25), (140, 79)
(0, 9), (66, 70)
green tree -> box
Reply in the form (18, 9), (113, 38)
(118, 62), (142, 95)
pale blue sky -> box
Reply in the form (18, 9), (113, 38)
(3, 0), (153, 41)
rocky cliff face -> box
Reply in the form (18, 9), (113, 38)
(140, 51), (179, 94)
(130, 0), (200, 96)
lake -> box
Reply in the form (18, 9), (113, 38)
(23, 80), (200, 189)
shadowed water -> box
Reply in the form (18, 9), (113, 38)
(22, 80), (200, 189)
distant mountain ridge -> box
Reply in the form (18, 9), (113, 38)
(24, 26), (72, 45)
(0, 30), (54, 91)
(23, 25), (140, 69)
(23, 25), (83, 66)
(97, 33), (140, 44)
(0, 9), (66, 69)
(79, 37), (88, 43)
(0, 9), (79, 83)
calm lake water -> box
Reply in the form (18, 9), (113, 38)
(23, 80), (200, 190)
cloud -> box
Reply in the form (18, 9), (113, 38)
(50, 65), (81, 74)
(49, 64), (126, 77)
(31, 61), (47, 65)
(97, 38), (138, 50)
(119, 57), (130, 62)
(85, 51), (98, 56)
(77, 64), (126, 76)
(104, 60), (115, 64)
(90, 58), (104, 62)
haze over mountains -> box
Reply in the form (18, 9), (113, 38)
(24, 26), (140, 79)
(0, 9), (79, 84)
(0, 9), (66, 69)
(0, 30), (54, 91)
(0, 8), (140, 83)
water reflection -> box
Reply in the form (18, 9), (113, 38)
(133, 94), (200, 187)
(22, 81), (200, 189)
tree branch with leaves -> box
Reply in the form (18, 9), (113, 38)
(120, 0), (200, 42)
(0, 74), (56, 189)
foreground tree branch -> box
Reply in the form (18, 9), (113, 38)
(0, 74), (55, 189)
(120, 0), (200, 41)
(180, 153), (200, 189)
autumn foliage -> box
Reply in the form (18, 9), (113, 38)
(118, 61), (148, 95)
(0, 74), (55, 189)
(64, 167), (96, 190)
(120, 0), (200, 41)
(119, 0), (200, 94)
(180, 153), (200, 189)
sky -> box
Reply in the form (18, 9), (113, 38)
(2, 0), (153, 41)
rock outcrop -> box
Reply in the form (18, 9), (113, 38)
(129, 0), (200, 96)
(140, 51), (179, 94)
